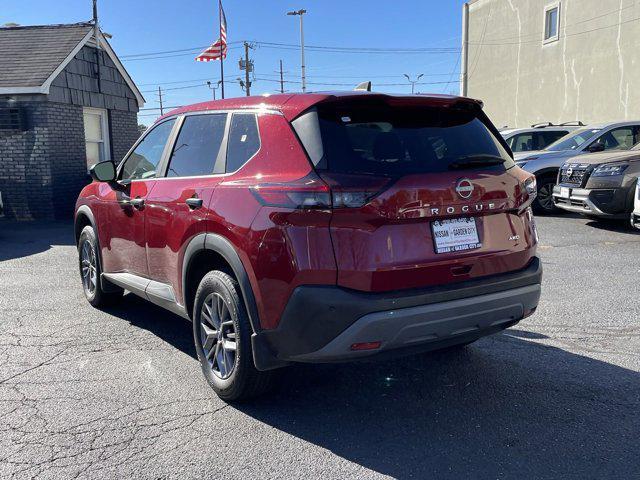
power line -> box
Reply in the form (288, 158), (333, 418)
(123, 46), (243, 61)
(137, 72), (461, 92)
(121, 41), (244, 58)
(120, 40), (460, 62)
(253, 77), (459, 87)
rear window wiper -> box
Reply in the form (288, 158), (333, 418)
(448, 154), (506, 170)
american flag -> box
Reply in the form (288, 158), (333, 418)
(196, 0), (227, 62)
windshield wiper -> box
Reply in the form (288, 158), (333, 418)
(448, 154), (506, 170)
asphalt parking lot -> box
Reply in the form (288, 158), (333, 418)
(0, 215), (638, 479)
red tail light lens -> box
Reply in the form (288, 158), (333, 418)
(350, 341), (382, 351)
(518, 175), (537, 213)
(250, 174), (331, 209)
(251, 173), (392, 210)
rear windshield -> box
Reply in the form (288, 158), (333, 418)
(545, 128), (601, 151)
(294, 104), (513, 176)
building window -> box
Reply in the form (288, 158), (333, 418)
(544, 4), (560, 43)
(83, 107), (110, 169)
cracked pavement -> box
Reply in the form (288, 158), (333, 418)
(0, 216), (638, 479)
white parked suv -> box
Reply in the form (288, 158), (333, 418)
(632, 178), (640, 229)
(500, 122), (583, 154)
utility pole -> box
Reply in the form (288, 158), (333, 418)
(287, 9), (307, 92)
(157, 86), (164, 115)
(92, 0), (98, 34)
(244, 42), (251, 96)
(404, 73), (423, 94)
(279, 60), (285, 93)
(92, 0), (102, 93)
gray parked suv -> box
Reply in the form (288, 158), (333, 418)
(552, 148), (640, 220)
(515, 122), (640, 213)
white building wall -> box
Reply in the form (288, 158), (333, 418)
(464, 0), (640, 129)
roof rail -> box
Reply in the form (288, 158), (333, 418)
(559, 121), (585, 126)
(531, 122), (553, 128)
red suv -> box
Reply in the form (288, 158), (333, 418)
(75, 92), (541, 401)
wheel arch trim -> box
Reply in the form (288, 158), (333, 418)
(75, 205), (117, 292)
(182, 233), (262, 334)
(532, 167), (560, 179)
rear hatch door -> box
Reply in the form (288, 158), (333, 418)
(296, 96), (537, 292)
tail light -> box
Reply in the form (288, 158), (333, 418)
(250, 174), (331, 209)
(518, 175), (537, 213)
(321, 173), (393, 209)
(251, 173), (392, 210)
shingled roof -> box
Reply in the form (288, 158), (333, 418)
(0, 23), (93, 87)
(0, 22), (144, 106)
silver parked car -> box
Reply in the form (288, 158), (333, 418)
(501, 122), (583, 154)
(515, 121), (640, 213)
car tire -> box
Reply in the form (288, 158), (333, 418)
(193, 270), (273, 402)
(78, 226), (123, 307)
(532, 174), (560, 215)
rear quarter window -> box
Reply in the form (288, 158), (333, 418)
(226, 113), (260, 172)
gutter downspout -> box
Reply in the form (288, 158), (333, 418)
(460, 2), (470, 97)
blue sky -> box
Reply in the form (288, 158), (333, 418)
(2, 1), (465, 124)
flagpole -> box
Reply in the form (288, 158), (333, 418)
(219, 0), (225, 99)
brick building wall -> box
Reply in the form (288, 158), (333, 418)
(0, 101), (87, 220)
(109, 109), (139, 162)
(0, 45), (140, 220)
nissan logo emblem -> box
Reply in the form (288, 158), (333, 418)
(566, 166), (574, 176)
(455, 179), (474, 199)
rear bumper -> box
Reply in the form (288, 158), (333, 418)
(552, 186), (630, 218)
(252, 257), (542, 369)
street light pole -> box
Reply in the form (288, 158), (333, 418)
(207, 80), (221, 100)
(287, 9), (307, 93)
(403, 73), (424, 94)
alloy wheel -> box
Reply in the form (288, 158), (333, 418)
(80, 240), (97, 296)
(537, 182), (556, 211)
(200, 293), (237, 379)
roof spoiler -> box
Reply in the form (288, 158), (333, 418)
(354, 81), (372, 92)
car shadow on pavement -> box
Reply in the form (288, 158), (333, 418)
(104, 293), (197, 359)
(585, 218), (640, 235)
(100, 295), (638, 478)
(235, 332), (639, 479)
(0, 220), (75, 261)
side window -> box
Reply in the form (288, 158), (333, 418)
(166, 114), (227, 177)
(597, 127), (638, 151)
(121, 119), (175, 180)
(509, 133), (534, 152)
(226, 113), (260, 172)
(538, 130), (568, 149)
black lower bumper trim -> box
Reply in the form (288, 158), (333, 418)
(252, 257), (542, 369)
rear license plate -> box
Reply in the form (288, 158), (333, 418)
(432, 217), (481, 254)
(560, 187), (570, 198)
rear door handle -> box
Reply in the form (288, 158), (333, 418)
(130, 197), (145, 210)
(185, 197), (203, 209)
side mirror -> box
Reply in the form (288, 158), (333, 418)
(90, 161), (116, 183)
(587, 142), (605, 153)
